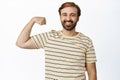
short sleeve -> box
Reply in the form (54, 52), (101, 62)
(85, 39), (97, 63)
(31, 33), (46, 49)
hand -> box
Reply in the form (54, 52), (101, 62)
(31, 17), (46, 25)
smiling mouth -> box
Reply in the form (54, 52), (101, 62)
(65, 21), (73, 26)
(64, 20), (73, 23)
(65, 22), (72, 25)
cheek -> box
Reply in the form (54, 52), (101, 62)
(60, 16), (63, 20)
(73, 18), (79, 22)
(60, 17), (65, 22)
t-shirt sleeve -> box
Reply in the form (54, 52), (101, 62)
(31, 33), (46, 49)
(85, 39), (97, 63)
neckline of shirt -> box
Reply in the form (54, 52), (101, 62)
(59, 30), (80, 38)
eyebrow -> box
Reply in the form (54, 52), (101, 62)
(61, 12), (77, 15)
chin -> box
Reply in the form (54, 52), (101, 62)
(64, 27), (75, 31)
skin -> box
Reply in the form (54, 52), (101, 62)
(16, 17), (46, 49)
(16, 6), (97, 80)
(60, 7), (79, 36)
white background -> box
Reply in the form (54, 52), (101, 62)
(0, 0), (120, 80)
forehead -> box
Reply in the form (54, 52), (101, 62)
(61, 7), (77, 14)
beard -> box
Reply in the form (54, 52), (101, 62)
(61, 20), (77, 31)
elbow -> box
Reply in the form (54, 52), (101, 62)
(16, 41), (31, 49)
(16, 41), (26, 49)
(16, 41), (22, 48)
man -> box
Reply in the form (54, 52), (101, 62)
(16, 2), (97, 80)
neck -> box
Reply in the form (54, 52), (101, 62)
(61, 29), (78, 37)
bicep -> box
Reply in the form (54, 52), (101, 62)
(23, 38), (38, 49)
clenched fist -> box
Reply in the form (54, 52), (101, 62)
(31, 17), (46, 25)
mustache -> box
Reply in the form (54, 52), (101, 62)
(64, 20), (73, 23)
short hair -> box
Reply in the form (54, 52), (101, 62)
(58, 2), (81, 16)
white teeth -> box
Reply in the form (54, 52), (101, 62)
(66, 22), (72, 24)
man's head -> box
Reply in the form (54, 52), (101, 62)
(58, 2), (81, 31)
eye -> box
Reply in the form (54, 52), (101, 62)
(61, 13), (67, 16)
(71, 13), (76, 17)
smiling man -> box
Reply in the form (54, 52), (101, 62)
(16, 2), (97, 80)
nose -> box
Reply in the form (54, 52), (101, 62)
(66, 15), (71, 21)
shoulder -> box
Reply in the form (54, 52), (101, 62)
(40, 30), (59, 34)
(35, 30), (62, 39)
(36, 30), (58, 35)
(48, 30), (62, 38)
(78, 32), (93, 43)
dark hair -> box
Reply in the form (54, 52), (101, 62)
(58, 2), (81, 16)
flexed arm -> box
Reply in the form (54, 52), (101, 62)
(16, 17), (46, 49)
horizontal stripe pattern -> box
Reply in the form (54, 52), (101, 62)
(31, 30), (96, 80)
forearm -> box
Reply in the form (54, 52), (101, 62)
(86, 63), (97, 80)
(88, 72), (97, 80)
(16, 19), (35, 47)
(16, 17), (46, 48)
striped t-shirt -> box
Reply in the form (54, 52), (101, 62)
(31, 30), (96, 80)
